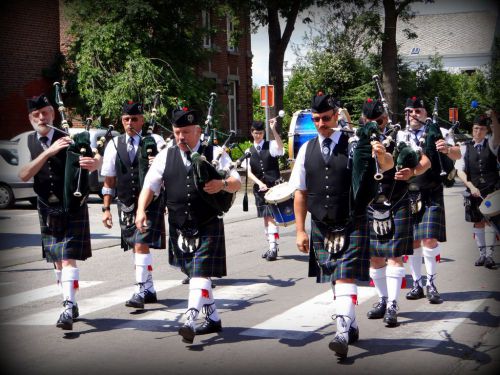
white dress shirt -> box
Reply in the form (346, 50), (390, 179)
(143, 141), (241, 195)
(289, 131), (341, 191)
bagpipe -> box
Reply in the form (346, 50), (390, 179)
(181, 92), (237, 216)
(52, 82), (98, 212)
(417, 97), (456, 187)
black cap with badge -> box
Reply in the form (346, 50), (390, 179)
(27, 94), (51, 113)
(122, 101), (143, 115)
(362, 98), (384, 120)
(405, 96), (425, 109)
(172, 108), (201, 127)
(311, 91), (340, 113)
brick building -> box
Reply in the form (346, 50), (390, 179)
(0, 0), (253, 140)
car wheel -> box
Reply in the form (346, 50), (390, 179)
(0, 183), (14, 209)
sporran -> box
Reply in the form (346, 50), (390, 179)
(176, 227), (200, 254)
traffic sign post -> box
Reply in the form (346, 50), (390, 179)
(260, 85), (274, 139)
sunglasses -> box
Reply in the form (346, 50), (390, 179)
(408, 109), (422, 114)
(312, 115), (333, 123)
(123, 116), (139, 122)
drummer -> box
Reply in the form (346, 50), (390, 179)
(456, 113), (499, 269)
(244, 119), (284, 261)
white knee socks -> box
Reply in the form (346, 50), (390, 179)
(423, 245), (440, 281)
(61, 267), (79, 306)
(334, 283), (357, 340)
(473, 227), (486, 255)
(186, 278), (220, 326)
(267, 222), (279, 250)
(408, 247), (423, 286)
(369, 266), (387, 299)
(386, 266), (405, 303)
(135, 253), (153, 293)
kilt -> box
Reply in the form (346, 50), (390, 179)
(118, 194), (166, 251)
(368, 196), (414, 258)
(253, 186), (273, 218)
(37, 199), (91, 263)
(308, 216), (370, 283)
(412, 185), (446, 242)
(168, 216), (227, 278)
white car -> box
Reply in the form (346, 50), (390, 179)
(0, 137), (36, 208)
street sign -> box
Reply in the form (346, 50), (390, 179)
(260, 85), (274, 107)
(449, 107), (458, 122)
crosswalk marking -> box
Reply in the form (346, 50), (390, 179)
(117, 281), (277, 330)
(4, 280), (181, 326)
(239, 286), (378, 340)
(0, 281), (102, 310)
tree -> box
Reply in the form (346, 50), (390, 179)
(62, 0), (236, 127)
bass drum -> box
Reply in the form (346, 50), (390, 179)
(288, 110), (317, 161)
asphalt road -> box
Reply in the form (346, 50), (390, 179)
(0, 182), (498, 375)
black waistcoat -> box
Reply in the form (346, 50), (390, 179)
(163, 145), (219, 227)
(249, 141), (281, 185)
(464, 141), (498, 189)
(304, 135), (351, 222)
(27, 131), (66, 202)
(115, 135), (141, 206)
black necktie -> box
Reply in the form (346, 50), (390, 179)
(322, 138), (332, 162)
(39, 136), (49, 150)
(256, 145), (261, 152)
(186, 150), (192, 162)
(475, 144), (482, 154)
(127, 137), (135, 162)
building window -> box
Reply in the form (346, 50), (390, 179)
(226, 15), (237, 52)
(227, 81), (238, 131)
(202, 10), (211, 48)
(410, 47), (420, 55)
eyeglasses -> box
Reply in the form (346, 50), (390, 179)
(123, 116), (139, 122)
(312, 115), (333, 123)
(408, 109), (422, 114)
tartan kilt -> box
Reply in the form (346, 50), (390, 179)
(254, 186), (273, 218)
(38, 199), (91, 263)
(368, 196), (414, 258)
(308, 216), (370, 283)
(413, 185), (446, 242)
(118, 194), (166, 251)
(168, 216), (227, 278)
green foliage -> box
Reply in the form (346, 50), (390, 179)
(61, 0), (239, 127)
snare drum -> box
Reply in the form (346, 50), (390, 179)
(479, 190), (500, 236)
(264, 182), (296, 227)
(288, 110), (317, 160)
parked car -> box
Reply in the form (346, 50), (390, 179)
(0, 139), (36, 208)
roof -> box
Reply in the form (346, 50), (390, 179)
(397, 11), (498, 58)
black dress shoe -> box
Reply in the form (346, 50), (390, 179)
(406, 285), (425, 300)
(475, 255), (486, 266)
(367, 297), (387, 319)
(328, 334), (348, 358)
(144, 289), (157, 304)
(383, 301), (398, 327)
(195, 317), (222, 335)
(348, 325), (359, 344)
(181, 277), (190, 285)
(266, 248), (277, 261)
(262, 250), (269, 259)
(426, 285), (443, 304)
(484, 256), (495, 269)
(178, 324), (196, 344)
(72, 303), (79, 320)
(125, 293), (145, 309)
(56, 310), (73, 330)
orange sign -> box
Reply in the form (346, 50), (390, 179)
(448, 108), (459, 122)
(260, 85), (274, 107)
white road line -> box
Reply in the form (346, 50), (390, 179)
(117, 281), (277, 330)
(0, 281), (102, 310)
(239, 286), (378, 340)
(4, 280), (181, 326)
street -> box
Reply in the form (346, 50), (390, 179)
(0, 182), (498, 375)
